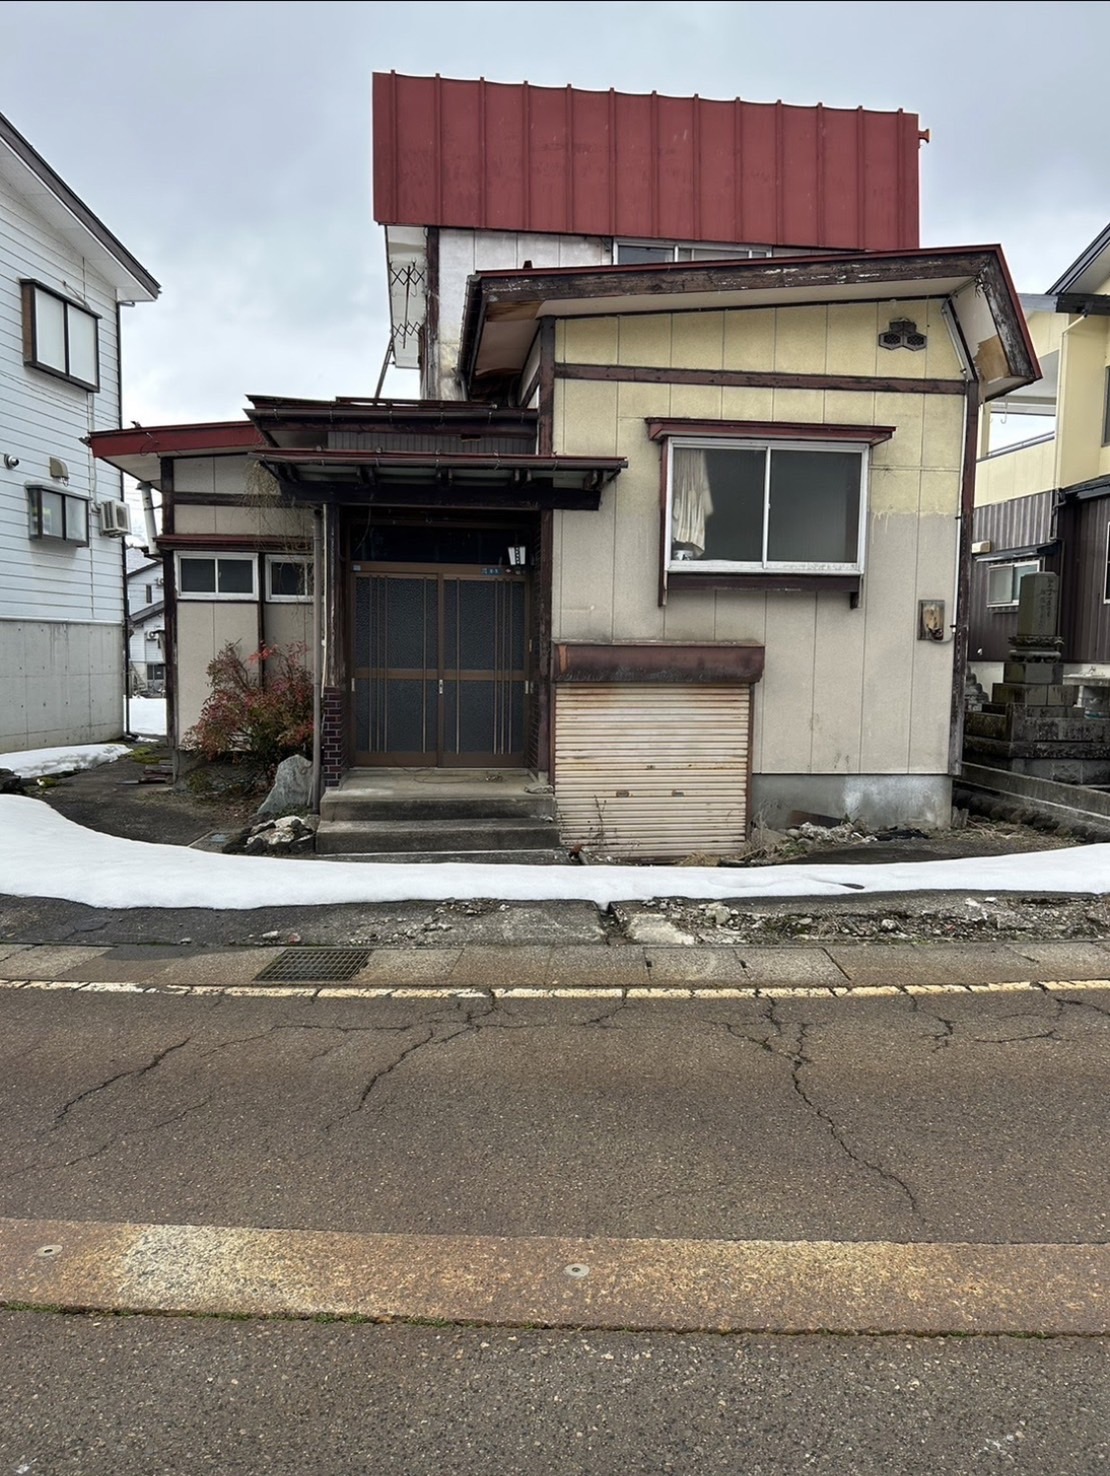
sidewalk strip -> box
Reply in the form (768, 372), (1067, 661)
(0, 1217), (1106, 1336)
(1, 977), (1109, 1001)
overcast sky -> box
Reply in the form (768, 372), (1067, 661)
(3, 0), (1109, 427)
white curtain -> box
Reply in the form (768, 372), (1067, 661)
(671, 448), (714, 556)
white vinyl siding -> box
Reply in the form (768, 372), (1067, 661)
(0, 164), (125, 626)
(554, 683), (751, 858)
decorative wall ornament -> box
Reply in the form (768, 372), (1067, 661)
(879, 318), (927, 351)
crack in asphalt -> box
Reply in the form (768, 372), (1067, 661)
(51, 1037), (192, 1131)
(786, 1019), (924, 1227)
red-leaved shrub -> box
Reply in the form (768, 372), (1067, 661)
(185, 642), (313, 773)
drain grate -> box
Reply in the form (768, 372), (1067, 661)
(255, 947), (372, 982)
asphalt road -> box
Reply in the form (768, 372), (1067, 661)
(1, 983), (1107, 1473)
(0, 985), (1106, 1243)
(1, 1313), (1106, 1476)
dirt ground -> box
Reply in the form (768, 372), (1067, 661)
(11, 745), (1109, 946)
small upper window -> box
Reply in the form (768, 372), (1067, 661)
(665, 439), (867, 574)
(265, 555), (313, 602)
(27, 485), (89, 545)
(616, 241), (772, 265)
(177, 553), (257, 599)
(20, 281), (100, 390)
(987, 559), (1041, 608)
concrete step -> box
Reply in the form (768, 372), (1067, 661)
(316, 849), (567, 865)
(315, 819), (562, 856)
(320, 789), (555, 823)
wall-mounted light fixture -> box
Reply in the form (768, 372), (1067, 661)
(507, 545), (527, 567)
(2, 454), (19, 470)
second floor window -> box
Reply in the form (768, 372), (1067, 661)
(21, 281), (100, 390)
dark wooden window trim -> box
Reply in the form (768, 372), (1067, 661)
(560, 362), (967, 396)
(20, 279), (101, 391)
(668, 571), (862, 596)
(26, 485), (90, 545)
(647, 418), (895, 445)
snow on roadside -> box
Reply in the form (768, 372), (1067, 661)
(0, 743), (132, 780)
(0, 794), (1106, 911)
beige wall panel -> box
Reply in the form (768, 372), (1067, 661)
(825, 303), (879, 377)
(718, 386), (775, 421)
(174, 458), (217, 495)
(662, 589), (716, 641)
(617, 378), (671, 422)
(722, 308), (776, 370)
(264, 602), (313, 651)
(214, 504), (312, 539)
(918, 468), (962, 520)
(668, 383), (724, 419)
(822, 388), (877, 427)
(754, 594), (819, 773)
(174, 601), (259, 740)
(869, 466), (921, 518)
(1059, 317), (1105, 487)
(772, 304), (829, 374)
(712, 589), (767, 646)
(563, 316), (620, 364)
(616, 314), (673, 367)
(555, 500), (616, 641)
(670, 311), (725, 370)
(808, 591), (865, 774)
(558, 380), (619, 456)
(858, 514), (919, 772)
(874, 392), (924, 469)
(923, 300), (961, 378)
(907, 513), (958, 774)
(922, 394), (967, 474)
(610, 418), (665, 639)
(213, 457), (249, 495)
(770, 387), (826, 423)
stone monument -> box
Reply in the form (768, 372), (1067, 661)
(964, 572), (1110, 781)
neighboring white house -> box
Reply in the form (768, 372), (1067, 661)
(0, 111), (159, 750)
(125, 547), (164, 694)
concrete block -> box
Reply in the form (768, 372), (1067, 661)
(990, 684), (1075, 708)
(643, 948), (746, 985)
(732, 948), (847, 987)
(547, 946), (650, 988)
(1003, 662), (1064, 686)
(448, 946), (553, 989)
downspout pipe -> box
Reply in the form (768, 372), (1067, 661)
(311, 505), (323, 812)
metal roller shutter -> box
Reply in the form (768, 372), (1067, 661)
(555, 683), (751, 858)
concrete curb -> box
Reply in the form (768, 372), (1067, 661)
(2, 1216), (1107, 1336)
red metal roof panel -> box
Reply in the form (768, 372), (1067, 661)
(373, 73), (922, 252)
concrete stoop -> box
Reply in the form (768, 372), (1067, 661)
(316, 769), (565, 864)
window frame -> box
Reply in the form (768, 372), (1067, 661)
(662, 435), (871, 578)
(20, 279), (101, 391)
(986, 558), (1042, 609)
(26, 484), (89, 545)
(615, 240), (773, 265)
(175, 552), (258, 601)
(264, 554), (314, 603)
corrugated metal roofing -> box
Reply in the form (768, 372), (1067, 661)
(373, 72), (923, 252)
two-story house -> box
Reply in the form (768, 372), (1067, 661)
(970, 222), (1110, 707)
(90, 76), (1036, 856)
(0, 111), (159, 751)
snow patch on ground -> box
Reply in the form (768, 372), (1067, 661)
(0, 795), (1106, 911)
(0, 744), (132, 780)
(128, 697), (167, 738)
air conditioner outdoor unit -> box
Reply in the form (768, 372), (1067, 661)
(100, 499), (132, 536)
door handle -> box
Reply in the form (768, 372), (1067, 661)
(438, 679), (444, 695)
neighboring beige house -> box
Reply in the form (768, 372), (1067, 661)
(971, 224), (1110, 695)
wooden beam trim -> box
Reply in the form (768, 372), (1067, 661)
(558, 362), (967, 396)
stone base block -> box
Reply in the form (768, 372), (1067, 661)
(990, 684), (1075, 707)
(1003, 661), (1064, 685)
